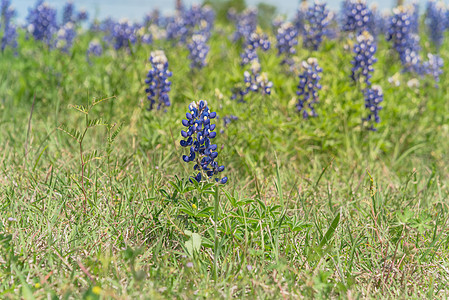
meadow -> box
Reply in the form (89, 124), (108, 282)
(1, 0), (449, 298)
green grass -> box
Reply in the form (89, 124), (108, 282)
(1, 22), (449, 299)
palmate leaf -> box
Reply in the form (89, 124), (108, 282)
(57, 124), (82, 143)
(87, 118), (108, 128)
(68, 104), (88, 114)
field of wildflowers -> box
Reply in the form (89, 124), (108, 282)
(1, 0), (449, 298)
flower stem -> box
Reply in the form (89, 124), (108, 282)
(213, 183), (219, 282)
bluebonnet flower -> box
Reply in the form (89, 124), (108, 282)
(423, 53), (443, 85)
(145, 50), (172, 110)
(351, 31), (377, 86)
(141, 32), (152, 44)
(166, 5), (215, 45)
(425, 0), (446, 50)
(134, 24), (152, 44)
(180, 100), (227, 184)
(188, 33), (209, 69)
(272, 16), (284, 32)
(387, 7), (413, 56)
(62, 1), (74, 24)
(198, 9), (215, 39)
(62, 2), (87, 25)
(243, 64), (273, 95)
(230, 7), (258, 43)
(55, 22), (76, 52)
(76, 9), (88, 23)
(340, 0), (372, 34)
(363, 85), (383, 131)
(240, 29), (270, 66)
(26, 1), (58, 46)
(232, 60), (273, 102)
(324, 12), (340, 40)
(187, 4), (215, 37)
(276, 22), (298, 65)
(143, 12), (153, 27)
(387, 6), (423, 73)
(182, 4), (202, 28)
(166, 15), (189, 43)
(227, 8), (237, 22)
(144, 9), (162, 27)
(1, 22), (17, 51)
(402, 34), (423, 74)
(410, 1), (419, 34)
(1, 0), (18, 52)
(86, 40), (102, 62)
(297, 58), (322, 118)
(303, 2), (331, 51)
(92, 16), (114, 33)
(1, 0), (14, 24)
(293, 2), (308, 36)
(110, 19), (137, 51)
(245, 61), (272, 97)
(240, 46), (259, 66)
(248, 30), (270, 51)
(276, 22), (298, 66)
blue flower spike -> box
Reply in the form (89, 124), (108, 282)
(297, 58), (322, 118)
(425, 0), (446, 51)
(303, 2), (331, 51)
(341, 0), (372, 34)
(145, 50), (173, 110)
(387, 5), (423, 74)
(276, 22), (298, 66)
(26, 1), (58, 47)
(363, 85), (383, 131)
(240, 28), (270, 66)
(234, 60), (273, 102)
(188, 33), (210, 69)
(180, 100), (227, 184)
(423, 53), (444, 86)
(0, 0), (18, 52)
(351, 30), (377, 86)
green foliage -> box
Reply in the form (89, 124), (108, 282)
(0, 19), (449, 299)
(57, 96), (118, 211)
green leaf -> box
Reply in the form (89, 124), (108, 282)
(291, 223), (313, 232)
(92, 96), (115, 106)
(179, 207), (195, 217)
(256, 198), (266, 211)
(68, 103), (88, 114)
(33, 145), (48, 172)
(397, 208), (414, 225)
(196, 206), (213, 218)
(83, 150), (101, 164)
(108, 122), (123, 144)
(168, 180), (182, 193)
(57, 124), (82, 143)
(318, 210), (341, 249)
(184, 231), (202, 256)
(87, 118), (108, 128)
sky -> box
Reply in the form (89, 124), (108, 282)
(10, 0), (444, 23)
